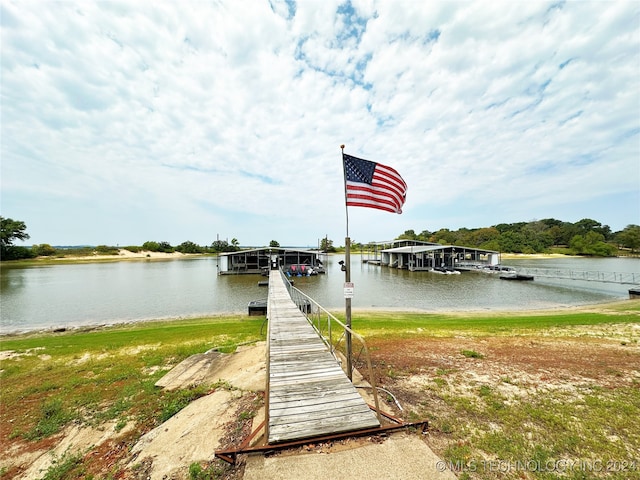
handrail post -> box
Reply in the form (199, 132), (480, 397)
(282, 278), (383, 424)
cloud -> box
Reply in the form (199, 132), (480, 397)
(1, 0), (638, 246)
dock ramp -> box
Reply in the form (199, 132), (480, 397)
(266, 269), (380, 443)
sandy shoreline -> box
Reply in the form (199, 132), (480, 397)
(3, 299), (637, 338)
(35, 249), (201, 261)
(36, 250), (584, 262)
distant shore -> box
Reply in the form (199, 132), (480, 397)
(499, 252), (579, 259)
(24, 249), (588, 263)
(25, 249), (205, 263)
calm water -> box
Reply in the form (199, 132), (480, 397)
(1, 256), (638, 333)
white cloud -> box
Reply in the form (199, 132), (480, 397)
(1, 0), (638, 247)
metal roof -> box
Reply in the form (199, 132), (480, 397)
(219, 247), (317, 256)
(381, 245), (499, 254)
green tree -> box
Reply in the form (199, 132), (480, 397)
(320, 237), (335, 253)
(469, 227), (500, 247)
(570, 232), (616, 256)
(142, 241), (160, 252)
(1, 217), (33, 260)
(498, 231), (526, 253)
(351, 241), (364, 251)
(417, 230), (432, 242)
(141, 241), (173, 253)
(176, 241), (203, 254)
(269, 240), (280, 248)
(574, 218), (612, 240)
(616, 224), (640, 252)
(521, 221), (554, 253)
(397, 229), (418, 240)
(95, 245), (119, 255)
(430, 228), (458, 245)
(32, 244), (57, 256)
(157, 241), (174, 253)
(211, 239), (238, 253)
(1, 217), (30, 248)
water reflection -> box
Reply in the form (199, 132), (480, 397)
(0, 256), (637, 333)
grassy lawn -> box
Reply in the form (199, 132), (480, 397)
(0, 316), (265, 479)
(1, 302), (638, 479)
(347, 302), (640, 480)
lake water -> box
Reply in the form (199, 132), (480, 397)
(1, 256), (638, 333)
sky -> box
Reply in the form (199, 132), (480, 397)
(1, 0), (639, 248)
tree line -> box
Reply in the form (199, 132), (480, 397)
(0, 216), (249, 260)
(0, 216), (294, 260)
(2, 216), (639, 261)
(394, 218), (640, 256)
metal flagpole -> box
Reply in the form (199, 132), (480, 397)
(340, 144), (353, 380)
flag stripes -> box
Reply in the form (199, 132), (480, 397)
(343, 154), (407, 214)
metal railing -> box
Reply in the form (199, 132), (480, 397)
(279, 269), (382, 423)
(512, 268), (640, 285)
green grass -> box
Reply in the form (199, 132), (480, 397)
(25, 397), (77, 440)
(1, 306), (638, 479)
(0, 315), (264, 445)
(462, 349), (484, 359)
(341, 305), (640, 338)
(39, 449), (85, 480)
(0, 316), (259, 356)
(443, 386), (640, 479)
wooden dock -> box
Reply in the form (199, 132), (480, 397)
(266, 270), (380, 444)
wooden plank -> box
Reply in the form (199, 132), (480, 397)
(270, 397), (368, 415)
(266, 270), (379, 444)
(269, 406), (379, 426)
(269, 383), (357, 400)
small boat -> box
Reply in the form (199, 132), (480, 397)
(433, 267), (461, 275)
(483, 265), (516, 274)
(288, 264), (317, 276)
(500, 273), (534, 281)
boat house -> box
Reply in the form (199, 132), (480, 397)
(218, 247), (323, 275)
(364, 240), (500, 272)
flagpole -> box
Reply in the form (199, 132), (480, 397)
(340, 144), (353, 381)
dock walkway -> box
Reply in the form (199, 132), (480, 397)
(266, 270), (380, 444)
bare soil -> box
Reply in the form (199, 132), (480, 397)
(3, 321), (639, 479)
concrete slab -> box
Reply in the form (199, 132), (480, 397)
(243, 433), (457, 480)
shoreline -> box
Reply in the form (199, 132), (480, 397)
(2, 298), (637, 338)
(2, 299), (638, 479)
(10, 249), (633, 263)
(2, 251), (636, 336)
(28, 249), (206, 262)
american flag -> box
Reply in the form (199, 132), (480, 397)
(343, 153), (407, 214)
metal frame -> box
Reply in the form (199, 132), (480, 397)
(215, 411), (429, 465)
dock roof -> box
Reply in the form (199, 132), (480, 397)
(381, 244), (498, 254)
(219, 247), (316, 256)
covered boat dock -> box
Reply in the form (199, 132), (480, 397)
(218, 247), (323, 275)
(365, 240), (500, 272)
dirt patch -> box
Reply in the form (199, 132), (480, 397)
(367, 334), (639, 408)
(8, 421), (136, 480)
(1, 344), (266, 480)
